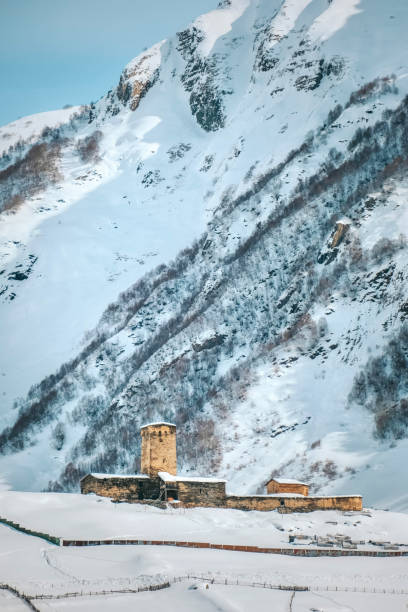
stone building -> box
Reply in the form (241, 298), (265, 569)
(140, 422), (177, 477)
(157, 471), (226, 506)
(80, 422), (362, 512)
(80, 473), (159, 501)
(266, 477), (309, 497)
(81, 422), (226, 506)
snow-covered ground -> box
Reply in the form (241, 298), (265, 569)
(0, 107), (82, 155)
(1, 490), (408, 551)
(33, 585), (408, 612)
(0, 491), (408, 610)
(1, 0), (408, 523)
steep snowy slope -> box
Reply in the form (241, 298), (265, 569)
(0, 107), (84, 160)
(1, 0), (408, 508)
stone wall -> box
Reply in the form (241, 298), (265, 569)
(141, 423), (177, 478)
(224, 495), (362, 512)
(266, 481), (309, 496)
(80, 475), (160, 501)
(176, 481), (226, 507)
(224, 496), (281, 511)
(80, 474), (362, 513)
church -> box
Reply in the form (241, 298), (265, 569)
(80, 422), (362, 512)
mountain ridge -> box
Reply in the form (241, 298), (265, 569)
(0, 0), (408, 510)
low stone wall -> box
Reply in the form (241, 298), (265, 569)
(224, 496), (281, 511)
(114, 498), (168, 509)
(106, 492), (362, 512)
(60, 538), (407, 557)
(81, 475), (361, 513)
(224, 495), (362, 512)
(0, 516), (60, 546)
(284, 496), (363, 512)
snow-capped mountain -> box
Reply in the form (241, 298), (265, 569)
(1, 0), (408, 510)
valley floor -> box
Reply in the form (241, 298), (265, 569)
(0, 491), (408, 610)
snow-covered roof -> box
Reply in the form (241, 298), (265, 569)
(267, 477), (309, 486)
(85, 473), (150, 480)
(158, 471), (226, 484)
(140, 422), (176, 429)
(227, 493), (305, 499)
(309, 495), (362, 499)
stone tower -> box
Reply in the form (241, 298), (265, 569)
(140, 422), (177, 478)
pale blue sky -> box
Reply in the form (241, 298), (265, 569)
(0, 0), (218, 127)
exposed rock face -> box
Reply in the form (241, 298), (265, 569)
(116, 42), (162, 111)
(178, 27), (226, 132)
(330, 221), (350, 249)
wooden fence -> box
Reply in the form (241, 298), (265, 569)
(174, 575), (408, 595)
(0, 584), (40, 611)
(30, 581), (171, 601)
(3, 575), (407, 606)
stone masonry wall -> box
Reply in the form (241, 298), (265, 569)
(141, 424), (177, 478)
(177, 481), (226, 507)
(224, 495), (362, 512)
(266, 481), (309, 496)
(80, 476), (361, 513)
(80, 476), (160, 501)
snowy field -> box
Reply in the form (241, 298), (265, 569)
(1, 490), (408, 551)
(1, 522), (407, 610)
(0, 491), (408, 610)
(32, 585), (408, 612)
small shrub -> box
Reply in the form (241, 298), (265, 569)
(346, 76), (398, 108)
(76, 130), (103, 163)
(322, 460), (337, 479)
(51, 422), (65, 451)
(371, 235), (406, 264)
